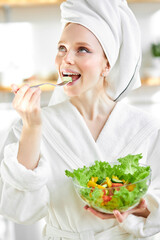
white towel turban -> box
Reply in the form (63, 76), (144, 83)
(49, 0), (141, 105)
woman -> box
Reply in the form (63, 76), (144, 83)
(0, 0), (160, 239)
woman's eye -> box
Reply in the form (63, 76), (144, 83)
(78, 47), (90, 53)
(58, 45), (66, 52)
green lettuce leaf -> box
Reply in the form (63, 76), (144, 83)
(117, 153), (143, 175)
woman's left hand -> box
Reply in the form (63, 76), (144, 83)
(84, 198), (150, 223)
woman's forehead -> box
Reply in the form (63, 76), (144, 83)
(60, 23), (103, 49)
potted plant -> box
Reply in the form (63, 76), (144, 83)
(151, 43), (160, 57)
(149, 42), (160, 77)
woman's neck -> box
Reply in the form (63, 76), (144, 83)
(70, 89), (115, 121)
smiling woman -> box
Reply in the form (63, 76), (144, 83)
(0, 0), (160, 240)
(55, 23), (109, 97)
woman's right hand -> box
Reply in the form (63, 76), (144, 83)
(11, 84), (42, 129)
(11, 84), (42, 169)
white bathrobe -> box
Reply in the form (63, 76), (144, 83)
(0, 101), (160, 240)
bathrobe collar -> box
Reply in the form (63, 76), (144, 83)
(42, 100), (159, 171)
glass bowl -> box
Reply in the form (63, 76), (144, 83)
(73, 163), (151, 213)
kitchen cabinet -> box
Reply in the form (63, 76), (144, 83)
(141, 77), (160, 86)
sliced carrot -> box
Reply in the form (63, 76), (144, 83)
(126, 184), (136, 191)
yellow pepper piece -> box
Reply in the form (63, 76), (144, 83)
(91, 177), (94, 182)
(106, 177), (112, 188)
(87, 181), (97, 188)
(97, 184), (105, 189)
(91, 177), (98, 183)
(94, 177), (98, 183)
(101, 202), (105, 206)
(126, 184), (136, 191)
(112, 175), (119, 180)
(87, 180), (105, 189)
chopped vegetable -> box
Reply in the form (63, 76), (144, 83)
(126, 184), (136, 192)
(91, 177), (98, 183)
(62, 76), (72, 82)
(96, 178), (106, 185)
(106, 177), (112, 188)
(111, 177), (124, 184)
(87, 181), (97, 188)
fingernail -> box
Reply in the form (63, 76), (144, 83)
(15, 88), (20, 93)
(114, 210), (118, 215)
(11, 89), (19, 94)
(84, 205), (89, 210)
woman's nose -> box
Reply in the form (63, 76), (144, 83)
(63, 50), (75, 65)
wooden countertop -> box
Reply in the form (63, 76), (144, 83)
(141, 77), (160, 86)
(1, 77), (160, 92)
(0, 80), (57, 92)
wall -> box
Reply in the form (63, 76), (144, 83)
(0, 3), (160, 82)
(129, 3), (160, 77)
(0, 5), (62, 84)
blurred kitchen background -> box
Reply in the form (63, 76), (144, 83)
(0, 0), (160, 239)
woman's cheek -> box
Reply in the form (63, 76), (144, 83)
(55, 54), (64, 69)
(82, 57), (100, 70)
(55, 55), (60, 69)
(80, 59), (94, 72)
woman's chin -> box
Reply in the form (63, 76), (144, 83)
(64, 80), (81, 96)
(64, 88), (82, 98)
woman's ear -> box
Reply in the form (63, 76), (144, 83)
(101, 60), (110, 77)
(105, 60), (110, 73)
(106, 60), (110, 70)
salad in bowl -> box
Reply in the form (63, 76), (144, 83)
(65, 154), (151, 213)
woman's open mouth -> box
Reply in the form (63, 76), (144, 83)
(62, 71), (81, 85)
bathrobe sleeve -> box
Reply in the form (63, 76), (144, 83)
(0, 119), (50, 224)
(119, 129), (160, 238)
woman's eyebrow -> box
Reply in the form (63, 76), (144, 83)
(76, 42), (91, 46)
(58, 41), (66, 45)
(58, 41), (91, 47)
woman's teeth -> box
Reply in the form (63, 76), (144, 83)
(62, 72), (81, 82)
(63, 73), (80, 76)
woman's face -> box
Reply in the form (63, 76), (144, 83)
(55, 23), (109, 97)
